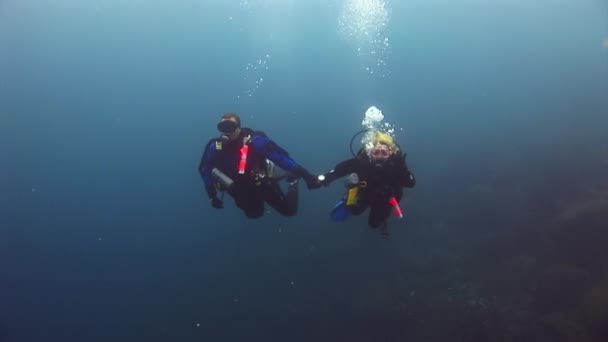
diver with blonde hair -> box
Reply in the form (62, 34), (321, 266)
(312, 130), (416, 236)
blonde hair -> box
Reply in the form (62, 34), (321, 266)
(363, 131), (399, 157)
(374, 131), (394, 148)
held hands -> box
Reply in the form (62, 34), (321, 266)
(304, 174), (325, 190)
(292, 166), (324, 190)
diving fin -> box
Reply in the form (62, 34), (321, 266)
(330, 200), (350, 222)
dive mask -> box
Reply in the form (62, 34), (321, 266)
(217, 120), (238, 134)
(370, 145), (391, 159)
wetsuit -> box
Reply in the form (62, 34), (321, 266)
(319, 150), (416, 228)
(199, 128), (313, 218)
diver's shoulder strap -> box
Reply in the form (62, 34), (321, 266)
(251, 129), (267, 137)
(205, 138), (219, 152)
(238, 128), (257, 146)
(203, 136), (224, 153)
(242, 135), (251, 145)
(240, 127), (267, 138)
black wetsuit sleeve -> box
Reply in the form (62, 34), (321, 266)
(250, 135), (298, 171)
(398, 156), (416, 188)
(250, 134), (316, 182)
(319, 158), (359, 186)
(199, 140), (218, 198)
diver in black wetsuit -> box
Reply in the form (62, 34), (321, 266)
(313, 131), (416, 235)
(198, 113), (317, 219)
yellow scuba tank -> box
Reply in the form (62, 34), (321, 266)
(346, 187), (359, 206)
(344, 173), (362, 206)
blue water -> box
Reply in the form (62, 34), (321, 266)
(2, 1), (608, 341)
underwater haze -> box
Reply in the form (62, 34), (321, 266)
(2, 0), (608, 341)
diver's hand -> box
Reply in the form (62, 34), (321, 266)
(304, 174), (323, 189)
(344, 173), (359, 188)
(210, 197), (224, 209)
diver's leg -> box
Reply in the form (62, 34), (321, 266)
(285, 179), (298, 213)
(263, 181), (297, 217)
(348, 190), (368, 216)
(368, 201), (392, 228)
(369, 202), (392, 239)
(234, 184), (265, 219)
(349, 201), (368, 216)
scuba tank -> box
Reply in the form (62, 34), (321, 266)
(344, 173), (360, 206)
(346, 187), (359, 206)
(329, 174), (359, 222)
(265, 159), (289, 180)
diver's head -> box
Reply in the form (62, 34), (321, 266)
(217, 112), (241, 142)
(368, 142), (392, 163)
(366, 131), (396, 163)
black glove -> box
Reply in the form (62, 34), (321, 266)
(290, 166), (313, 188)
(304, 174), (323, 189)
(291, 165), (324, 189)
(210, 197), (224, 209)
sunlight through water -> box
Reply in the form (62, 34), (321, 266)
(338, 0), (391, 78)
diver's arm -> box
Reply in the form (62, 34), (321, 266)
(401, 170), (416, 188)
(251, 135), (319, 188)
(250, 135), (316, 181)
(199, 140), (218, 198)
(398, 157), (416, 188)
(318, 158), (358, 186)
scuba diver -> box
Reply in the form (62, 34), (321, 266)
(198, 113), (318, 219)
(313, 131), (416, 237)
